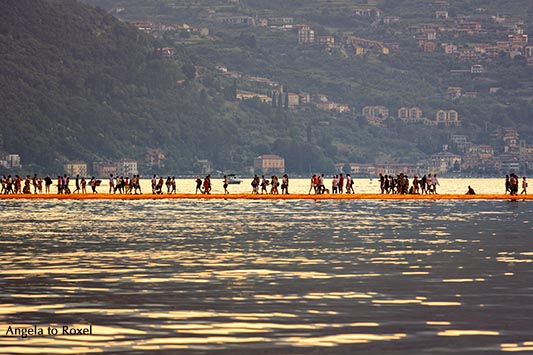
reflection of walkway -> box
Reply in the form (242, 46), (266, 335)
(1, 193), (531, 201)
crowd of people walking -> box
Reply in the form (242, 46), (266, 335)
(377, 173), (441, 195)
(0, 172), (528, 196)
(505, 173), (528, 195)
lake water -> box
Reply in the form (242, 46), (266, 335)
(0, 197), (532, 354)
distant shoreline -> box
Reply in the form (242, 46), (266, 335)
(0, 193), (530, 201)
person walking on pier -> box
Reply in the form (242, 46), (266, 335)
(521, 176), (528, 195)
(171, 177), (176, 194)
(260, 175), (269, 194)
(319, 174), (326, 194)
(332, 175), (338, 194)
(151, 174), (157, 194)
(270, 175), (279, 194)
(32, 174), (38, 194)
(281, 174), (289, 194)
(338, 174), (344, 194)
(109, 174), (115, 194)
(223, 175), (229, 195)
(505, 175), (511, 195)
(73, 174), (80, 194)
(195, 176), (202, 194)
(23, 176), (31, 194)
(346, 174), (354, 194)
(203, 175), (211, 194)
(44, 176), (51, 193)
(308, 174), (317, 194)
(430, 174), (439, 194)
(165, 176), (172, 194)
(510, 174), (519, 195)
(90, 177), (98, 193)
(81, 177), (87, 194)
(379, 173), (385, 194)
(5, 176), (13, 194)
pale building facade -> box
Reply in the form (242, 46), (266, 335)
(254, 155), (285, 174)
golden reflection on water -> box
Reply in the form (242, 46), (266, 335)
(0, 199), (532, 353)
(501, 341), (533, 352)
(438, 330), (500, 337)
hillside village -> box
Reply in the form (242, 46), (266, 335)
(3, 0), (532, 177)
(104, 0), (532, 176)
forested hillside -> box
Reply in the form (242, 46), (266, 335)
(2, 0), (533, 175)
(0, 0), (290, 173)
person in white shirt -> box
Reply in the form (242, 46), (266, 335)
(332, 175), (338, 194)
(431, 174), (440, 194)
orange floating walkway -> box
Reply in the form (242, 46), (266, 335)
(0, 193), (531, 201)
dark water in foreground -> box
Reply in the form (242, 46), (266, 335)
(0, 199), (532, 354)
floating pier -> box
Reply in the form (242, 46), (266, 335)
(0, 193), (531, 200)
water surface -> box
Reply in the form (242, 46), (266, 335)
(0, 199), (532, 354)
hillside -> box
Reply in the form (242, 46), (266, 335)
(0, 0), (284, 174)
(1, 0), (533, 176)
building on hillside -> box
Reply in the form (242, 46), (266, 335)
(154, 47), (175, 59)
(485, 46), (502, 58)
(460, 49), (478, 59)
(345, 163), (376, 176)
(131, 21), (154, 33)
(508, 33), (528, 46)
(64, 161), (88, 176)
(447, 87), (462, 100)
(435, 109), (460, 126)
(317, 36), (335, 46)
(93, 162), (117, 177)
(422, 117), (439, 126)
(1, 154), (22, 169)
(268, 17), (294, 25)
(298, 25), (315, 44)
(421, 28), (437, 41)
(471, 64), (485, 74)
(495, 153), (521, 173)
(450, 135), (470, 152)
(462, 145), (495, 170)
(362, 106), (389, 119)
(473, 145), (495, 159)
(299, 92), (311, 104)
(502, 129), (520, 150)
(353, 8), (382, 17)
(237, 91), (272, 104)
(286, 92), (300, 108)
(218, 15), (255, 25)
(254, 154), (285, 174)
(444, 44), (458, 54)
(366, 116), (386, 127)
(336, 104), (351, 113)
(317, 102), (350, 113)
(457, 21), (482, 34)
(146, 149), (166, 169)
(115, 159), (138, 176)
(375, 164), (422, 177)
(436, 10), (449, 19)
(383, 16), (400, 24)
(463, 91), (478, 99)
(345, 36), (390, 55)
(398, 107), (423, 122)
(429, 151), (462, 173)
(422, 41), (437, 53)
(271, 86), (299, 109)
